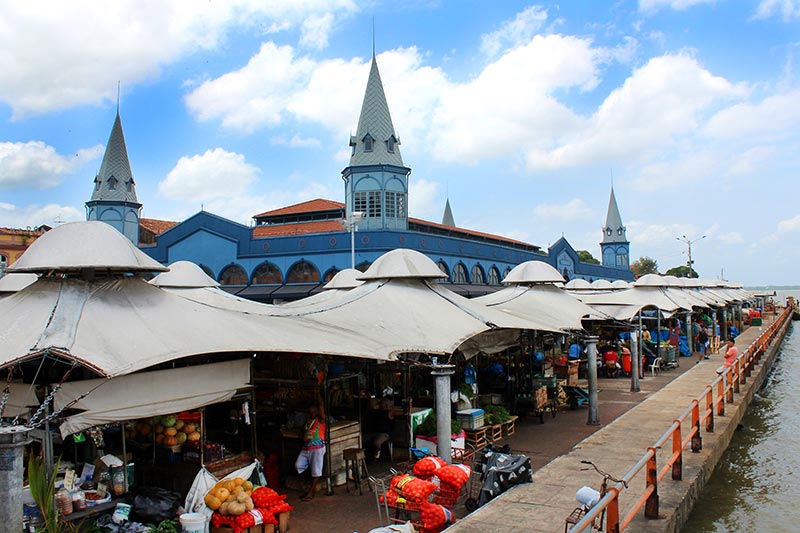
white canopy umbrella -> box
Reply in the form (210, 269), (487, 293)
(0, 273), (38, 294)
(475, 261), (598, 331)
(54, 359), (250, 437)
(280, 268), (364, 308)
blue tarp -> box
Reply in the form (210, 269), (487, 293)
(679, 336), (691, 357)
(730, 326), (740, 339)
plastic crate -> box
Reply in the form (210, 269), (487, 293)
(456, 408), (485, 430)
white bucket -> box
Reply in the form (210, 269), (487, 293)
(179, 512), (207, 533)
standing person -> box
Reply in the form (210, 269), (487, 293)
(668, 320), (680, 350)
(295, 391), (326, 501)
(696, 323), (710, 363)
(724, 339), (739, 368)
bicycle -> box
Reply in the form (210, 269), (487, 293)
(564, 460), (628, 532)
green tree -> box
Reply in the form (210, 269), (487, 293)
(577, 250), (600, 265)
(665, 265), (699, 278)
(630, 256), (659, 277)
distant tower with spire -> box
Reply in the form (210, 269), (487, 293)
(85, 105), (142, 245)
(442, 198), (455, 227)
(600, 187), (629, 269)
(342, 51), (411, 231)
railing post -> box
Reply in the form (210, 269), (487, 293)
(645, 447), (659, 519)
(705, 389), (714, 432)
(740, 354), (748, 383)
(716, 379), (725, 416)
(606, 487), (620, 533)
(691, 401), (702, 452)
(726, 371), (734, 403)
(672, 421), (682, 481)
(733, 363), (740, 394)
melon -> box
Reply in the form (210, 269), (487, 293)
(164, 427), (178, 437)
(176, 431), (188, 445)
(187, 431), (201, 442)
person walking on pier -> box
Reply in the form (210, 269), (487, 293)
(724, 339), (739, 368)
(696, 323), (709, 364)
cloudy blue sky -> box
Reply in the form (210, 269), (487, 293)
(1, 0), (798, 285)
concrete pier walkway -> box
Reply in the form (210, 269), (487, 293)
(447, 313), (791, 533)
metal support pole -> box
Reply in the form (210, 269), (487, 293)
(431, 357), (455, 463)
(350, 220), (356, 270)
(685, 311), (693, 356)
(711, 309), (717, 351)
(630, 326), (640, 392)
(0, 427), (31, 531)
(586, 336), (600, 426)
(656, 313), (661, 360)
(721, 307), (728, 343)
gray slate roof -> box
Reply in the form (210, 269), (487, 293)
(442, 198), (455, 227)
(348, 56), (404, 168)
(90, 112), (139, 204)
(602, 187), (627, 243)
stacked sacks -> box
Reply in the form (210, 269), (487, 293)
(412, 456), (447, 481)
(210, 508), (277, 532)
(208, 486), (293, 533)
(379, 474), (438, 511)
(419, 502), (455, 533)
(251, 487), (294, 518)
(432, 464), (471, 508)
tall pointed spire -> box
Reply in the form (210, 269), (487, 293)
(348, 55), (404, 168)
(602, 187), (625, 242)
(442, 198), (455, 227)
(91, 111), (137, 203)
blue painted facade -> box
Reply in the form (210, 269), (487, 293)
(127, 54), (634, 299)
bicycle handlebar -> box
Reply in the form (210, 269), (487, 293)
(580, 460), (628, 488)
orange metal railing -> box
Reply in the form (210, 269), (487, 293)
(569, 304), (794, 533)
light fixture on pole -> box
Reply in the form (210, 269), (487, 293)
(344, 211), (365, 269)
(676, 234), (706, 278)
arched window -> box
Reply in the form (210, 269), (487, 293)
(471, 264), (485, 284)
(108, 176), (117, 190)
(355, 261), (371, 273)
(503, 267), (512, 279)
(386, 135), (397, 153)
(364, 134), (374, 152)
(323, 268), (338, 283)
(251, 262), (283, 284)
(453, 263), (468, 284)
(286, 260), (320, 284)
(437, 260), (450, 281)
(219, 264), (247, 285)
(487, 266), (501, 286)
(199, 264), (215, 278)
(126, 178), (134, 192)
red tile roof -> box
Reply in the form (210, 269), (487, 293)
(408, 217), (533, 248)
(253, 220), (345, 237)
(0, 226), (47, 236)
(140, 218), (179, 235)
(254, 199), (344, 219)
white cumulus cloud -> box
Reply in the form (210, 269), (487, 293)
(639, 0), (718, 14)
(533, 199), (594, 221)
(480, 5), (549, 58)
(778, 214), (800, 232)
(0, 202), (83, 228)
(158, 148), (261, 203)
(754, 0), (800, 20)
(0, 0), (359, 117)
(0, 141), (102, 189)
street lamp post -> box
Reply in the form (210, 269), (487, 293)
(345, 211), (365, 269)
(676, 235), (706, 278)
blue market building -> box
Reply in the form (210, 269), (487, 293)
(87, 54), (633, 301)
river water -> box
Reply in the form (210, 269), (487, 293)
(683, 322), (799, 532)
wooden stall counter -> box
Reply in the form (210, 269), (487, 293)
(553, 360), (579, 386)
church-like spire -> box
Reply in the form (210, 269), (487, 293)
(601, 186), (626, 244)
(348, 56), (404, 168)
(91, 111), (138, 204)
(442, 198), (455, 227)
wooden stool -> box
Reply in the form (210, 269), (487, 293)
(463, 427), (488, 450)
(487, 424), (503, 443)
(502, 416), (518, 437)
(342, 448), (370, 495)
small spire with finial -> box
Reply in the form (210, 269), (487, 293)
(116, 81), (121, 115)
(372, 17), (376, 58)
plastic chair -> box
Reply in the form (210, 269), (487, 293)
(649, 357), (663, 377)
